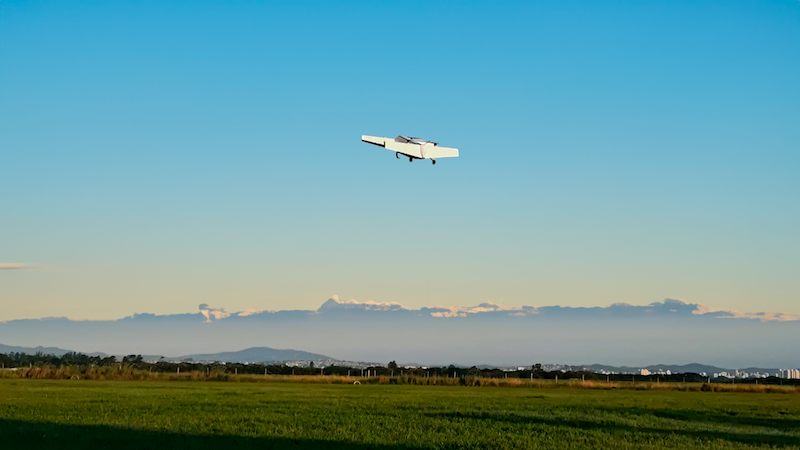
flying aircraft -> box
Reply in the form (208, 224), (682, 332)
(361, 135), (459, 164)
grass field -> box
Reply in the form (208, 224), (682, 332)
(1, 379), (798, 449)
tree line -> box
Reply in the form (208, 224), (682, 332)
(1, 352), (793, 385)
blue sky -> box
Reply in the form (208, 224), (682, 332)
(1, 0), (798, 320)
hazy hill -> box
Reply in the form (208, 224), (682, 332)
(177, 347), (331, 363)
(0, 343), (331, 364)
(0, 343), (107, 358)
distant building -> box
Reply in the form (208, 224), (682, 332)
(779, 369), (800, 379)
(639, 369), (651, 376)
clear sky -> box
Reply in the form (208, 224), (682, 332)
(1, 0), (798, 321)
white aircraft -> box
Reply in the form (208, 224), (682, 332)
(362, 135), (458, 165)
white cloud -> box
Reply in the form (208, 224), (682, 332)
(424, 302), (537, 317)
(198, 304), (231, 323)
(315, 296), (797, 322)
(236, 309), (272, 317)
(318, 295), (405, 312)
(691, 301), (800, 322)
(430, 310), (467, 318)
(16, 296), (796, 324)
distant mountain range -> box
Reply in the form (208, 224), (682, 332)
(0, 344), (329, 364)
(0, 343), (782, 374)
(0, 343), (107, 358)
(2, 296), (798, 367)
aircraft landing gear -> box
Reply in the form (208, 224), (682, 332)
(396, 152), (400, 159)
(432, 159), (436, 165)
(409, 157), (413, 162)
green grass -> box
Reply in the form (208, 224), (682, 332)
(1, 379), (798, 449)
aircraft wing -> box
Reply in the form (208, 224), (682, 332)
(362, 135), (422, 158)
(423, 145), (459, 159)
(361, 135), (389, 147)
(362, 135), (458, 159)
